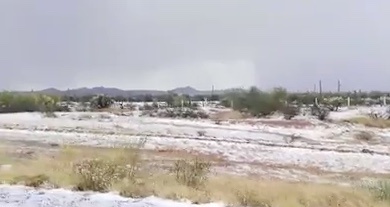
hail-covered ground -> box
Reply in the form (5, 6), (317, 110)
(0, 104), (389, 206)
(0, 185), (223, 207)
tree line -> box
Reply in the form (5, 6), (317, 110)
(0, 88), (388, 114)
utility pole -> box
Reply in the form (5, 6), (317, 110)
(337, 80), (341, 93)
(313, 84), (316, 93)
(319, 80), (322, 97)
(211, 85), (215, 101)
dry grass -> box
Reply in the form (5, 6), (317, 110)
(210, 110), (246, 121)
(0, 145), (388, 207)
(345, 117), (390, 128)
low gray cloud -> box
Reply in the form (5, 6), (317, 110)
(0, 0), (389, 91)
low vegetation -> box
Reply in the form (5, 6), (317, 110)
(141, 107), (209, 119)
(354, 131), (375, 141)
(0, 92), (117, 114)
(170, 158), (211, 188)
(311, 104), (330, 121)
(221, 87), (288, 117)
(89, 94), (114, 110)
(220, 87), (335, 121)
(345, 117), (390, 128)
(281, 105), (300, 120)
(0, 92), (63, 113)
(3, 86), (386, 123)
(0, 144), (388, 207)
(364, 180), (390, 202)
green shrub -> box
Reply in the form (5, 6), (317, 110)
(0, 92), (59, 113)
(90, 94), (113, 109)
(222, 87), (287, 117)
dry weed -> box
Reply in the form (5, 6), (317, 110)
(346, 117), (390, 128)
(362, 180), (390, 202)
(170, 158), (211, 188)
(354, 131), (375, 141)
(210, 110), (245, 120)
(42, 111), (57, 118)
(72, 158), (126, 192)
(197, 130), (206, 136)
(119, 181), (155, 198)
(0, 145), (388, 207)
(12, 174), (50, 187)
(235, 188), (272, 207)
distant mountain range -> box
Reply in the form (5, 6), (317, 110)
(19, 86), (239, 97)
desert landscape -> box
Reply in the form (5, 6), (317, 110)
(4, 1), (390, 206)
(1, 92), (390, 207)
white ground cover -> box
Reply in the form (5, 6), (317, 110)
(0, 185), (224, 207)
(0, 108), (389, 177)
(0, 107), (390, 206)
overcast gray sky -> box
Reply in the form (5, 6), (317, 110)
(1, 0), (390, 91)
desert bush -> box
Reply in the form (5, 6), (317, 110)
(236, 188), (272, 207)
(99, 114), (112, 120)
(56, 103), (71, 112)
(170, 158), (211, 188)
(151, 108), (209, 119)
(324, 98), (343, 111)
(369, 111), (380, 119)
(281, 105), (300, 120)
(152, 101), (159, 109)
(0, 92), (37, 113)
(317, 109), (330, 121)
(0, 92), (60, 113)
(42, 111), (58, 118)
(287, 93), (316, 105)
(72, 139), (146, 192)
(219, 98), (232, 108)
(72, 158), (127, 192)
(190, 102), (199, 109)
(196, 110), (209, 119)
(362, 180), (390, 202)
(224, 87), (287, 117)
(141, 103), (154, 111)
(90, 94), (113, 109)
(346, 117), (390, 128)
(120, 182), (155, 198)
(36, 94), (60, 112)
(311, 105), (330, 121)
(354, 131), (374, 141)
(197, 130), (206, 136)
(117, 140), (146, 179)
(12, 174), (50, 187)
(74, 101), (90, 112)
(126, 103), (136, 110)
(182, 109), (198, 118)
